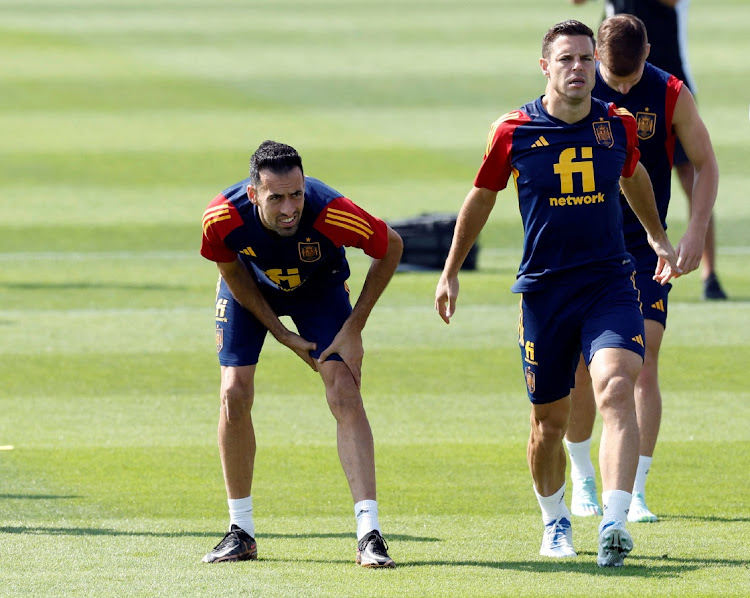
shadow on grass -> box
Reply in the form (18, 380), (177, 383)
(0, 526), (437, 543)
(660, 514), (750, 523)
(397, 552), (748, 575)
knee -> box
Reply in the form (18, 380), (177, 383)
(530, 405), (568, 446)
(325, 376), (364, 421)
(221, 378), (254, 423)
(595, 373), (636, 416)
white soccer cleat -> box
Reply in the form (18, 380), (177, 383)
(597, 520), (633, 567)
(571, 477), (602, 517)
(628, 492), (658, 523)
(540, 516), (577, 558)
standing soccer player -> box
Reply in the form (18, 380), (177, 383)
(564, 14), (719, 523)
(570, 0), (727, 299)
(200, 140), (402, 567)
(435, 20), (680, 567)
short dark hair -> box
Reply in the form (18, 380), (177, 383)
(597, 15), (649, 77)
(542, 19), (595, 58)
(249, 140), (304, 186)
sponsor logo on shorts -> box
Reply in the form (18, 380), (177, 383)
(631, 334), (644, 347)
(216, 327), (224, 352)
(651, 299), (665, 312)
(215, 298), (229, 323)
(525, 366), (536, 393)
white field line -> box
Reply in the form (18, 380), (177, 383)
(480, 247), (750, 256)
(1, 247), (750, 261)
(0, 251), (195, 261)
(0, 305), (503, 316)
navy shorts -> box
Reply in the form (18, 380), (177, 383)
(517, 271), (646, 404)
(631, 246), (671, 328)
(214, 276), (351, 367)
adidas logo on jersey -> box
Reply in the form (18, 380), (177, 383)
(651, 299), (665, 312)
(531, 136), (550, 148)
(240, 247), (256, 256)
(632, 334), (644, 347)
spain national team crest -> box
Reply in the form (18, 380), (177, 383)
(298, 240), (321, 262)
(593, 120), (614, 148)
(524, 366), (536, 394)
(636, 111), (657, 140)
(215, 327), (224, 353)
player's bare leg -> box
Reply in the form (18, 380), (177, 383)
(203, 365), (259, 563)
(218, 365), (257, 499)
(566, 356), (601, 517)
(529, 397), (576, 557)
(589, 348), (640, 566)
(319, 360), (376, 502)
(629, 319), (665, 522)
(318, 360), (394, 567)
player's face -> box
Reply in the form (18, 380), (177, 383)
(541, 34), (596, 102)
(248, 167), (305, 237)
(597, 59), (646, 95)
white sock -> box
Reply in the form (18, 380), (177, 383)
(601, 489), (631, 529)
(632, 455), (653, 496)
(354, 499), (380, 541)
(228, 496), (255, 538)
(564, 437), (596, 482)
(534, 483), (569, 525)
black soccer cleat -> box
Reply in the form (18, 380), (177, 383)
(703, 273), (728, 300)
(202, 524), (258, 563)
(356, 530), (396, 568)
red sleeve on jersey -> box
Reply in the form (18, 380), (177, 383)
(663, 75), (684, 165)
(313, 196), (389, 259)
(200, 194), (243, 263)
(473, 110), (530, 192)
(664, 75), (683, 135)
(609, 103), (641, 178)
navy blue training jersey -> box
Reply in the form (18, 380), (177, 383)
(594, 62), (682, 254)
(475, 96), (640, 292)
(201, 176), (389, 295)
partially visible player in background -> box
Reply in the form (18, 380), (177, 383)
(564, 14), (719, 523)
(200, 140), (402, 567)
(571, 0), (727, 300)
(436, 20), (680, 567)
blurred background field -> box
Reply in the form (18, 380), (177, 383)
(0, 1), (748, 596)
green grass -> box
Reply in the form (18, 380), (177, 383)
(1, 0), (749, 596)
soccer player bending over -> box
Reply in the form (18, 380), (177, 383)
(201, 140), (402, 567)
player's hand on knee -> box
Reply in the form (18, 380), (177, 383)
(319, 329), (364, 388)
(280, 331), (318, 371)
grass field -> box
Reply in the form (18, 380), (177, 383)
(1, 0), (749, 596)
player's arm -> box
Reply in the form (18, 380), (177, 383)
(672, 85), (720, 274)
(318, 225), (403, 387)
(435, 186), (497, 324)
(217, 258), (318, 371)
(620, 162), (681, 284)
(346, 225), (403, 332)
